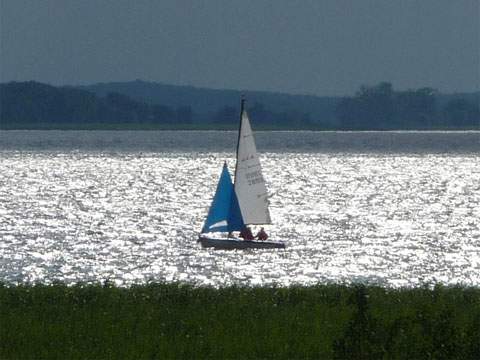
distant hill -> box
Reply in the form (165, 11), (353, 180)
(79, 80), (340, 125)
(1, 80), (479, 130)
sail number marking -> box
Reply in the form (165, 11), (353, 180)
(240, 154), (256, 162)
(245, 170), (264, 186)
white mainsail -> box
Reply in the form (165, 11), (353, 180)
(234, 107), (271, 225)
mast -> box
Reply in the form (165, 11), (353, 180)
(233, 95), (245, 185)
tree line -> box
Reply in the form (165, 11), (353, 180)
(336, 82), (479, 130)
(0, 82), (194, 126)
(1, 81), (478, 129)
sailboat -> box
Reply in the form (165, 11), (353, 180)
(198, 98), (285, 250)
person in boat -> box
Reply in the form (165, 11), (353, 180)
(239, 226), (254, 241)
(255, 227), (268, 241)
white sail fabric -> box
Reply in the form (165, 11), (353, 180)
(234, 110), (271, 224)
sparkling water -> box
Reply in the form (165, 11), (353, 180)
(0, 131), (479, 287)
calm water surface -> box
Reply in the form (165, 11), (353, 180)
(0, 131), (479, 287)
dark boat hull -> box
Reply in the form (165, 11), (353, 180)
(198, 236), (285, 250)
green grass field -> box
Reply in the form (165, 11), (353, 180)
(0, 283), (479, 359)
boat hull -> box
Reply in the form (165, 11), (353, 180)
(198, 236), (285, 250)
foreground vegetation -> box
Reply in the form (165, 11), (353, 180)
(0, 283), (479, 359)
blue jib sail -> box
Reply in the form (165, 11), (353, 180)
(201, 162), (244, 233)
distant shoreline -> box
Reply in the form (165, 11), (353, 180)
(2, 81), (479, 131)
(1, 124), (479, 131)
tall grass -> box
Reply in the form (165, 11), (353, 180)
(0, 283), (479, 359)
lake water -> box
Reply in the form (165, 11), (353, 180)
(1, 131), (479, 287)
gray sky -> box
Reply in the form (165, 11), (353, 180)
(1, 0), (478, 95)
